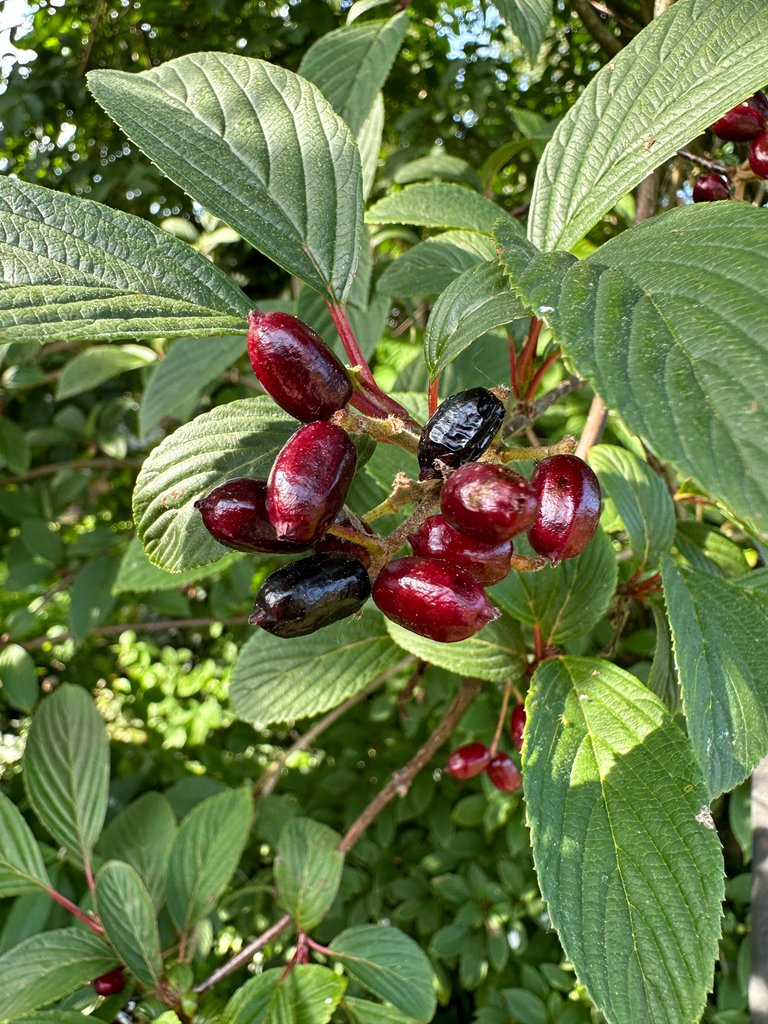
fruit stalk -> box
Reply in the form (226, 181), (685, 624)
(497, 434), (577, 463)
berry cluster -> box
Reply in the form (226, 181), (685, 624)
(195, 312), (602, 643)
(691, 90), (768, 202)
(445, 704), (527, 794)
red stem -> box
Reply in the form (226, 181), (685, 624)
(428, 378), (440, 417)
(509, 332), (518, 397)
(532, 624), (544, 664)
(516, 317), (543, 398)
(489, 682), (513, 757)
(46, 887), (104, 936)
(525, 349), (562, 403)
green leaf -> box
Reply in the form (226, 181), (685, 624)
(0, 415), (31, 473)
(95, 861), (162, 985)
(424, 260), (526, 380)
(56, 344), (157, 400)
(166, 788), (253, 933)
(663, 556), (768, 798)
(68, 554), (121, 642)
(343, 998), (421, 1024)
(88, 54), (364, 302)
(139, 335), (245, 440)
(496, 0), (552, 63)
(299, 13), (408, 136)
(491, 528), (616, 645)
(359, 92), (385, 200)
(523, 657), (724, 1024)
(330, 925), (436, 1023)
(367, 184), (512, 234)
(647, 602), (679, 714)
(23, 684), (109, 863)
(112, 535), (240, 595)
(230, 608), (404, 727)
(97, 792), (177, 909)
(133, 396), (295, 573)
(589, 446), (675, 570)
(0, 178), (248, 344)
(275, 818), (344, 930)
(385, 612), (525, 683)
(0, 928), (115, 1019)
(528, 0), (768, 251)
(501, 988), (547, 1024)
(377, 231), (496, 299)
(0, 793), (50, 898)
(225, 964), (346, 1024)
(0, 643), (39, 712)
(394, 152), (483, 191)
(9, 1012), (96, 1023)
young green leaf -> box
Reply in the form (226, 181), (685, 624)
(343, 997), (422, 1024)
(230, 609), (404, 728)
(0, 928), (116, 1019)
(523, 657), (724, 1024)
(133, 396), (296, 573)
(95, 860), (162, 985)
(68, 554), (121, 642)
(0, 643), (39, 713)
(88, 54), (364, 302)
(166, 788), (253, 933)
(367, 183), (514, 234)
(495, 0), (553, 63)
(663, 556), (768, 798)
(529, 0), (768, 251)
(0, 792), (50, 897)
(377, 231), (496, 299)
(225, 964), (347, 1024)
(0, 177), (249, 344)
(56, 344), (157, 400)
(329, 925), (437, 1023)
(97, 791), (177, 909)
(275, 818), (344, 930)
(23, 684), (109, 864)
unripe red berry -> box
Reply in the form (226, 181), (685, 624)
(247, 310), (352, 422)
(250, 553), (371, 637)
(486, 753), (522, 793)
(750, 91), (768, 120)
(446, 742), (492, 779)
(408, 514), (512, 587)
(749, 132), (768, 178)
(93, 966), (126, 996)
(267, 422), (357, 543)
(692, 173), (730, 203)
(440, 462), (538, 544)
(527, 454), (601, 564)
(372, 555), (500, 643)
(194, 478), (311, 553)
(417, 388), (506, 480)
(712, 102), (765, 141)
(509, 704), (526, 751)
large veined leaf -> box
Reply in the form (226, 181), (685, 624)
(133, 396), (296, 572)
(225, 965), (346, 1024)
(0, 928), (116, 1019)
(299, 13), (408, 137)
(0, 178), (249, 344)
(663, 556), (768, 798)
(497, 205), (768, 540)
(275, 818), (344, 930)
(343, 999), (421, 1024)
(97, 791), (177, 908)
(88, 54), (364, 301)
(377, 231), (496, 299)
(529, 0), (768, 251)
(424, 260), (526, 380)
(358, 92), (386, 200)
(495, 0), (552, 63)
(112, 535), (240, 596)
(367, 183), (512, 234)
(23, 684), (109, 863)
(523, 657), (723, 1024)
(230, 608), (404, 727)
(95, 861), (162, 985)
(0, 793), (50, 898)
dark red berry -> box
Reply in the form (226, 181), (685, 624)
(749, 91), (768, 120)
(417, 388), (506, 480)
(249, 553), (371, 637)
(267, 422), (357, 543)
(93, 966), (126, 996)
(408, 514), (512, 587)
(247, 310), (352, 422)
(692, 173), (730, 203)
(712, 102), (765, 141)
(314, 509), (375, 568)
(194, 478), (311, 554)
(486, 754), (522, 793)
(440, 462), (538, 544)
(509, 704), (526, 751)
(749, 132), (768, 178)
(527, 454), (601, 564)
(446, 742), (492, 779)
(372, 555), (500, 643)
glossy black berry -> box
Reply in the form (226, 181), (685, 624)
(417, 388), (506, 480)
(249, 553), (371, 638)
(194, 478), (311, 554)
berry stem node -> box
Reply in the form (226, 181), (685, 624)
(498, 435), (577, 463)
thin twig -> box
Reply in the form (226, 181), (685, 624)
(572, 0), (623, 56)
(503, 376), (583, 437)
(2, 616), (250, 652)
(575, 395), (608, 459)
(193, 913), (293, 995)
(4, 457), (143, 485)
(677, 149), (729, 175)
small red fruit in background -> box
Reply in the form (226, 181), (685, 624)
(440, 462), (538, 544)
(408, 514), (512, 587)
(527, 454), (601, 564)
(711, 102), (765, 141)
(692, 173), (730, 203)
(510, 704), (526, 751)
(749, 132), (768, 178)
(486, 754), (522, 793)
(195, 478), (311, 553)
(93, 966), (126, 996)
(446, 742), (492, 779)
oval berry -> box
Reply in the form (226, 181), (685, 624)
(247, 310), (352, 422)
(446, 742), (492, 779)
(315, 509), (375, 568)
(712, 102), (765, 141)
(408, 514), (512, 586)
(372, 555), (500, 643)
(749, 132), (768, 178)
(486, 753), (522, 793)
(750, 91), (768, 120)
(509, 704), (526, 751)
(527, 454), (601, 564)
(267, 422), (357, 543)
(249, 553), (371, 638)
(93, 966), (126, 996)
(194, 478), (311, 554)
(440, 462), (538, 544)
(417, 387), (506, 480)
(692, 173), (730, 203)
